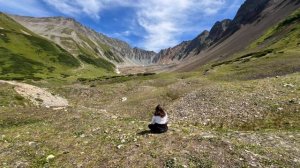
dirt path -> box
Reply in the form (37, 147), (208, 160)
(0, 80), (68, 108)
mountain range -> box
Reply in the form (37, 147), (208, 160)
(0, 0), (300, 79)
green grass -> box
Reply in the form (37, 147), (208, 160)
(208, 50), (300, 80)
(205, 9), (300, 81)
(250, 8), (300, 49)
(78, 54), (115, 71)
(277, 8), (300, 30)
(0, 83), (30, 107)
(0, 13), (116, 80)
(0, 71), (299, 167)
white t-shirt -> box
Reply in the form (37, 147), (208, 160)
(151, 114), (168, 124)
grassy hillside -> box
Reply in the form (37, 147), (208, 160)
(1, 71), (299, 167)
(204, 9), (300, 81)
(0, 13), (115, 80)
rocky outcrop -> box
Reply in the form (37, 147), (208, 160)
(153, 41), (190, 64)
(221, 0), (270, 38)
(207, 19), (232, 43)
(153, 19), (231, 64)
(132, 48), (156, 65)
(9, 15), (156, 66)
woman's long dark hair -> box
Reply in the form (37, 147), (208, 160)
(154, 105), (166, 118)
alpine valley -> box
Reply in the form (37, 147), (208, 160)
(1, 0), (300, 167)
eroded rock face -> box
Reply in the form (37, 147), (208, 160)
(223, 0), (270, 38)
(207, 19), (232, 42)
(152, 19), (232, 64)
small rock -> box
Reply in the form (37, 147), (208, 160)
(46, 154), (55, 162)
(117, 144), (123, 149)
(92, 127), (100, 132)
(121, 97), (127, 102)
(28, 141), (37, 146)
(278, 107), (284, 111)
(283, 83), (295, 88)
(111, 115), (118, 119)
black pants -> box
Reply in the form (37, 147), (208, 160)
(148, 123), (168, 133)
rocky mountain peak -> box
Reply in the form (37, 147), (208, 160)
(222, 0), (271, 38)
(208, 19), (232, 42)
(234, 0), (270, 25)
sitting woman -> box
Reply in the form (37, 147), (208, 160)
(148, 105), (168, 133)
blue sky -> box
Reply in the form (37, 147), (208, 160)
(0, 0), (245, 52)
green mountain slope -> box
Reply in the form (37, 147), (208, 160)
(0, 13), (115, 80)
(205, 9), (300, 80)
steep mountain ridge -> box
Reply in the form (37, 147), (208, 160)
(153, 0), (300, 72)
(0, 12), (116, 80)
(9, 15), (156, 66)
(152, 18), (232, 64)
(175, 0), (300, 72)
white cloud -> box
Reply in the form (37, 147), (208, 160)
(0, 0), (52, 16)
(38, 0), (228, 51)
(43, 0), (103, 19)
(134, 0), (226, 51)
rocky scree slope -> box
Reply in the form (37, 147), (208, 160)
(154, 0), (300, 69)
(10, 15), (156, 66)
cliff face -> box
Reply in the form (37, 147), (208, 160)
(152, 19), (231, 64)
(207, 19), (232, 42)
(221, 0), (270, 38)
(9, 15), (157, 66)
